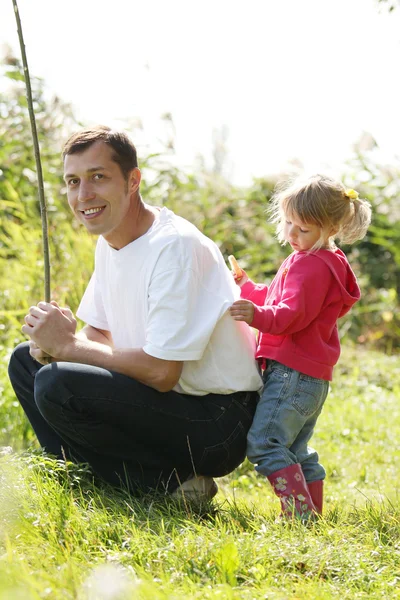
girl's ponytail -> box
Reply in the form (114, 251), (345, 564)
(337, 196), (372, 245)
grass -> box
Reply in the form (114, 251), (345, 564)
(1, 343), (400, 599)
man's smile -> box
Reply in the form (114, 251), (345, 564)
(80, 206), (106, 218)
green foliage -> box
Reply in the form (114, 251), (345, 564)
(341, 152), (400, 351)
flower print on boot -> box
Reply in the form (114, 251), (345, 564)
(267, 463), (318, 521)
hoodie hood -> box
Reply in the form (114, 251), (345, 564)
(313, 248), (360, 317)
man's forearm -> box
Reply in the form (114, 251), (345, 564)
(34, 326), (112, 365)
(22, 305), (182, 392)
(60, 337), (182, 393)
(76, 324), (113, 347)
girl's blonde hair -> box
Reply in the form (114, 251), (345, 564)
(269, 174), (372, 250)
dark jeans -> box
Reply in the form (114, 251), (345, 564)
(8, 342), (258, 494)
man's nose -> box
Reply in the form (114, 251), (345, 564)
(78, 181), (96, 202)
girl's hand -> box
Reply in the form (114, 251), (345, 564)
(233, 269), (249, 287)
(229, 299), (255, 324)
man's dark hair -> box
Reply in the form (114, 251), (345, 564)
(62, 125), (138, 180)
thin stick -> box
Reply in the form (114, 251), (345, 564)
(12, 0), (51, 302)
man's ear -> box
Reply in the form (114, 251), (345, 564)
(129, 167), (141, 194)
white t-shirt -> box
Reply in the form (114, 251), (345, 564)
(77, 207), (262, 395)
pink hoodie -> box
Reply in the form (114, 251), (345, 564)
(240, 248), (360, 381)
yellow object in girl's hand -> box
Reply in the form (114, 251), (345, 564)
(228, 255), (243, 278)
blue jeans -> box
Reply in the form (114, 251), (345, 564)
(8, 342), (258, 494)
(247, 360), (329, 482)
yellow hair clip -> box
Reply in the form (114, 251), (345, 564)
(344, 188), (359, 200)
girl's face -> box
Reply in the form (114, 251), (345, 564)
(283, 213), (326, 251)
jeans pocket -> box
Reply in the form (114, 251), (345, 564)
(292, 375), (328, 417)
(232, 393), (258, 422)
(199, 422), (246, 477)
(265, 360), (291, 379)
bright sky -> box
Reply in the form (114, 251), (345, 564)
(1, 0), (400, 185)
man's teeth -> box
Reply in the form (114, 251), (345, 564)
(84, 208), (103, 215)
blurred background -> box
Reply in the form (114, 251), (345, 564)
(1, 0), (399, 369)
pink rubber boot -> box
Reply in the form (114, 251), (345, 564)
(307, 480), (324, 514)
(267, 463), (318, 521)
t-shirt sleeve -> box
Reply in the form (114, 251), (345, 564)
(143, 242), (234, 361)
(76, 271), (109, 331)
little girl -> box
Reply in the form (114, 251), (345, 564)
(230, 174), (371, 520)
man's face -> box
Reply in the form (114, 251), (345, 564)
(63, 141), (140, 247)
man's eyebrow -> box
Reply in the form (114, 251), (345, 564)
(63, 166), (107, 180)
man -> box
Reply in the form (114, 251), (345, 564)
(8, 126), (262, 499)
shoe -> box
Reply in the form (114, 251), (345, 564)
(267, 463), (317, 521)
(307, 479), (323, 514)
(171, 475), (218, 502)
